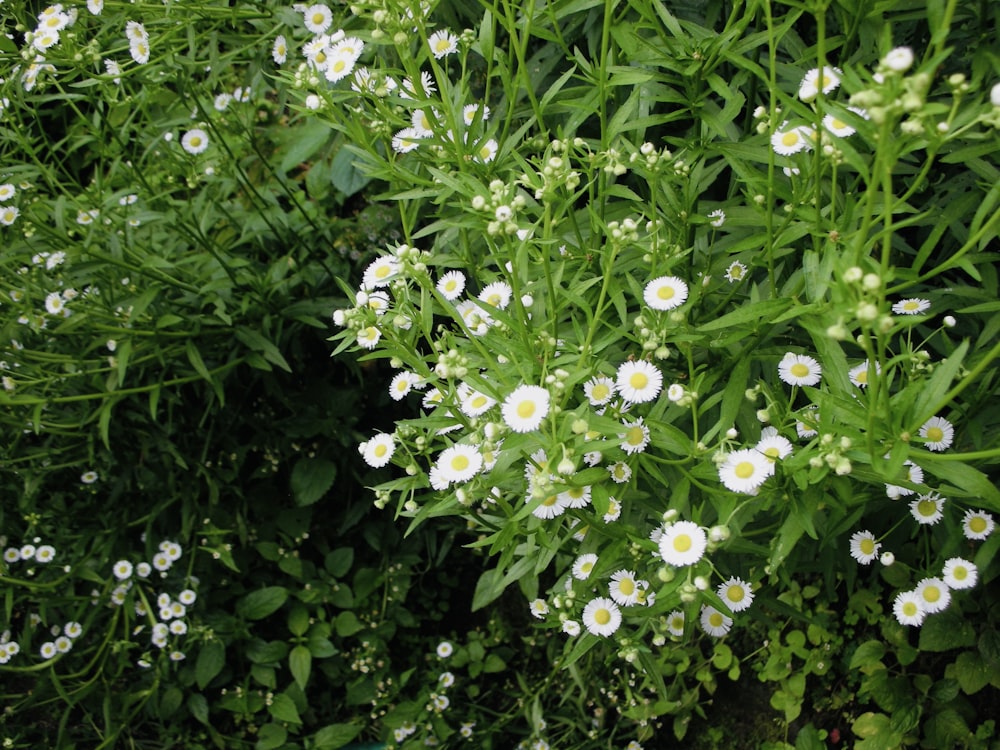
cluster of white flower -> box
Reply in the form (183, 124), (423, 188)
(2, 539), (58, 566)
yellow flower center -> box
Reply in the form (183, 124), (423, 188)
(591, 383), (610, 400)
(763, 447), (781, 459)
(435, 39), (451, 53)
(902, 601), (918, 616)
(471, 396), (487, 408)
(375, 265), (391, 278)
(567, 487), (585, 500)
(781, 131), (800, 146)
(594, 608), (611, 625)
(673, 534), (692, 552)
(918, 500), (936, 517)
(517, 401), (536, 419)
(542, 494), (558, 507)
(626, 426), (645, 446)
(374, 444), (387, 457)
(619, 579), (635, 595)
(855, 370), (868, 384)
(311, 12), (325, 25)
(450, 455), (470, 472)
(190, 137), (201, 147)
(968, 517), (987, 533)
(923, 586), (941, 603)
(926, 427), (944, 442)
(486, 294), (501, 306)
(629, 373), (648, 390)
(735, 461), (755, 479)
(903, 301), (920, 311)
(860, 538), (875, 554)
(790, 363), (809, 377)
(831, 118), (846, 129)
(953, 567), (967, 580)
(726, 586), (745, 602)
(709, 612), (724, 627)
(657, 285), (675, 301)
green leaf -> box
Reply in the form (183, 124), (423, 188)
(908, 340), (968, 429)
(268, 693), (301, 725)
(291, 457), (337, 506)
(235, 326), (291, 373)
(158, 687), (183, 719)
(289, 645), (312, 690)
(195, 640), (225, 690)
(953, 651), (991, 694)
(852, 712), (904, 750)
(237, 586), (288, 621)
(313, 722), (363, 749)
(279, 118), (332, 173)
(187, 693), (209, 725)
(849, 640), (886, 672)
(288, 604), (310, 637)
(255, 723), (288, 750)
(330, 147), (371, 197)
(919, 610), (976, 652)
(697, 298), (792, 332)
(335, 610), (364, 637)
(325, 547), (354, 578)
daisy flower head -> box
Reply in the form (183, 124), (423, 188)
(272, 35), (287, 64)
(915, 577), (951, 614)
(778, 352), (822, 386)
(557, 484), (592, 509)
(474, 138), (499, 164)
(725, 260), (747, 283)
(919, 416), (954, 452)
(389, 371), (418, 401)
(643, 275), (689, 311)
(532, 491), (568, 519)
(362, 256), (400, 288)
(882, 46), (914, 73)
(708, 209), (726, 228)
(582, 597), (622, 637)
(325, 41), (360, 83)
(603, 497), (622, 522)
(0, 206), (20, 226)
(658, 520), (708, 567)
(962, 509), (994, 540)
(562, 619), (581, 636)
(40, 642), (58, 660)
(755, 427), (793, 463)
(112, 560), (133, 580)
(892, 298), (930, 315)
(583, 375), (616, 406)
(822, 112), (857, 138)
(795, 411), (820, 438)
(572, 553), (598, 580)
(717, 577), (754, 612)
(941, 558), (977, 590)
(893, 590), (925, 626)
(798, 66), (842, 101)
(460, 388), (496, 418)
(501, 385), (550, 433)
(619, 418), (650, 455)
(849, 359), (881, 388)
(391, 127), (422, 154)
(462, 103), (490, 126)
(356, 326), (380, 350)
(125, 20), (148, 43)
(361, 433), (395, 468)
(771, 125), (813, 155)
(435, 444), (483, 485)
(428, 29), (458, 59)
(700, 605), (733, 637)
(478, 281), (512, 310)
(909, 492), (945, 525)
(35, 545), (55, 563)
(608, 461), (632, 484)
(608, 569), (642, 606)
(885, 460), (923, 499)
(400, 71), (436, 98)
(615, 360), (662, 404)
(0, 184), (15, 201)
(130, 39), (151, 65)
(529, 598), (549, 619)
(718, 449), (774, 493)
(181, 129), (209, 155)
(436, 641), (453, 658)
(436, 270), (466, 301)
(87, 0), (103, 13)
(849, 530), (880, 564)
(302, 3), (332, 34)
(665, 610), (685, 637)
(81, 470), (99, 484)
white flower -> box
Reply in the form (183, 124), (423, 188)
(302, 3), (332, 34)
(699, 605), (733, 637)
(436, 270), (466, 300)
(909, 492), (945, 525)
(562, 619), (581, 636)
(529, 598), (549, 619)
(583, 375), (616, 406)
(436, 641), (453, 658)
(619, 418), (650, 455)
(915, 577), (951, 614)
(572, 553), (598, 580)
(849, 359), (881, 388)
(771, 125), (813, 155)
(474, 138), (498, 163)
(717, 577), (754, 612)
(658, 521), (707, 567)
(918, 416), (953, 452)
(892, 298), (930, 315)
(823, 113), (856, 137)
(849, 530), (880, 564)
(777, 352), (822, 386)
(325, 41), (360, 83)
(942, 558), (977, 590)
(391, 127), (422, 154)
(962, 509), (994, 540)
(428, 29), (458, 59)
(798, 66), (841, 100)
(435, 444), (484, 485)
(708, 209), (725, 227)
(718, 449), (773, 493)
(361, 433), (395, 468)
(112, 560), (133, 580)
(615, 360), (662, 404)
(643, 276), (689, 311)
(501, 385), (550, 433)
(362, 257), (400, 288)
(893, 590), (925, 626)
(882, 47), (914, 73)
(608, 569), (641, 606)
(755, 427), (793, 463)
(478, 281), (512, 309)
(181, 129), (209, 155)
(272, 35), (287, 64)
(582, 597), (621, 637)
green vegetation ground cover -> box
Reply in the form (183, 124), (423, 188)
(1, 0), (999, 748)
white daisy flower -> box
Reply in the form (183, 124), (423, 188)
(849, 530), (880, 564)
(112, 560), (133, 580)
(562, 620), (581, 636)
(665, 610), (685, 637)
(918, 416), (953, 452)
(882, 47), (914, 73)
(849, 359), (880, 388)
(608, 462), (632, 484)
(583, 375), (616, 406)
(360, 433), (395, 468)
(892, 298), (931, 315)
(608, 569), (642, 606)
(531, 492), (568, 519)
(771, 125), (812, 155)
(436, 270), (466, 300)
(129, 39), (151, 65)
(529, 598), (549, 619)
(642, 276), (689, 311)
(272, 35), (287, 64)
(961, 509), (994, 540)
(181, 129), (209, 155)
(718, 449), (774, 493)
(582, 597), (622, 637)
(619, 418), (650, 455)
(435, 444), (483, 484)
(699, 605), (733, 637)
(362, 257), (400, 288)
(658, 521), (707, 567)
(777, 352), (822, 386)
(941, 558), (977, 590)
(798, 66), (841, 101)
(822, 113), (856, 137)
(501, 385), (550, 433)
(356, 326), (381, 350)
(755, 427), (794, 463)
(478, 281), (512, 309)
(915, 577), (951, 614)
(909, 492), (945, 525)
(717, 577), (754, 612)
(428, 29), (458, 59)
(557, 484), (591, 509)
(302, 3), (332, 34)
(572, 553), (598, 580)
(462, 103), (490, 126)
(725, 260), (747, 283)
(893, 590), (925, 626)
(473, 138), (498, 163)
(389, 371), (418, 401)
(325, 42), (360, 83)
(460, 388), (496, 418)
(615, 360), (662, 404)
(885, 460), (923, 498)
(603, 496), (622, 522)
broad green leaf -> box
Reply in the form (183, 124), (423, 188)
(268, 693), (301, 725)
(289, 645), (312, 690)
(187, 693), (209, 725)
(291, 457), (337, 506)
(335, 610), (364, 637)
(952, 651), (991, 695)
(255, 723), (288, 750)
(195, 640), (225, 689)
(325, 547), (354, 578)
(237, 587), (288, 621)
(919, 610), (976, 652)
(313, 723), (363, 750)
